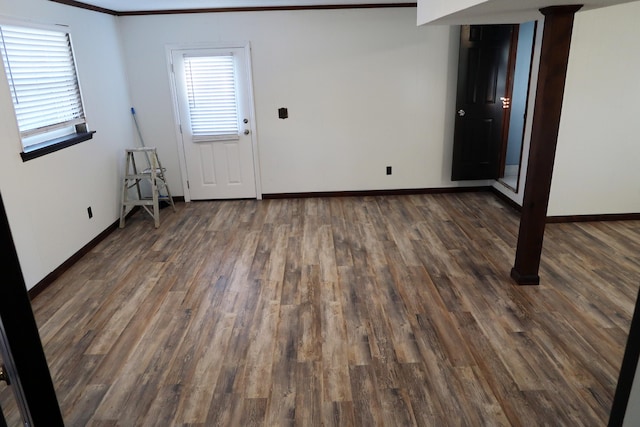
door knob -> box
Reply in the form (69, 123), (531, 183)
(458, 109), (466, 117)
(0, 364), (10, 386)
(244, 129), (250, 135)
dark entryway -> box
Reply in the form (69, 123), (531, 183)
(451, 24), (516, 181)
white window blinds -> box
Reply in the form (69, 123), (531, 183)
(0, 24), (85, 143)
(183, 54), (239, 140)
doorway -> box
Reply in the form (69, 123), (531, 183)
(168, 43), (261, 201)
(451, 22), (537, 186)
(499, 21), (536, 191)
(0, 193), (64, 426)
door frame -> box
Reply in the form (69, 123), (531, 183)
(497, 25), (520, 180)
(451, 24), (516, 181)
(165, 41), (262, 202)
(0, 193), (64, 426)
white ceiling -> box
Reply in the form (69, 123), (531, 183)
(418, 0), (640, 25)
(70, 0), (413, 13)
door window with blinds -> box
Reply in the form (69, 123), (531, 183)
(183, 54), (240, 141)
(0, 22), (91, 160)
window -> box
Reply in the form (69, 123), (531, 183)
(183, 54), (239, 141)
(0, 23), (92, 161)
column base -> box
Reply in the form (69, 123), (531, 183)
(510, 268), (540, 286)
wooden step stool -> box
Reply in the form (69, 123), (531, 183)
(119, 147), (175, 228)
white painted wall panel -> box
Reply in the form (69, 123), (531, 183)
(118, 9), (488, 196)
(417, 0), (488, 25)
(0, 0), (134, 289)
(548, 1), (640, 216)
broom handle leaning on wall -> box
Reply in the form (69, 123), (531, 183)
(130, 107), (152, 171)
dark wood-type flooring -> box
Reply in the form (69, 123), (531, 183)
(1, 192), (639, 426)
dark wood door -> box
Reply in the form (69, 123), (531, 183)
(451, 24), (515, 181)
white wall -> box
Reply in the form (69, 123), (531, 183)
(118, 8), (488, 196)
(417, 0), (488, 25)
(494, 2), (640, 216)
(547, 1), (640, 216)
(0, 0), (134, 289)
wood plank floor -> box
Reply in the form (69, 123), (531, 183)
(1, 192), (639, 426)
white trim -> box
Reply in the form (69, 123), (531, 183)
(164, 41), (262, 201)
(0, 33), (22, 154)
(0, 15), (70, 32)
(242, 42), (263, 200)
(165, 45), (191, 202)
(192, 135), (240, 143)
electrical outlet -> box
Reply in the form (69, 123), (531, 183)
(386, 166), (392, 175)
(87, 206), (93, 219)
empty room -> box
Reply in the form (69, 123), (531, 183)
(1, 0), (640, 425)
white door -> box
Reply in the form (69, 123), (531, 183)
(171, 46), (258, 200)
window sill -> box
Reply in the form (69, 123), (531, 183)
(20, 131), (96, 162)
